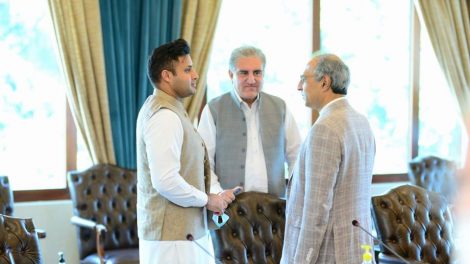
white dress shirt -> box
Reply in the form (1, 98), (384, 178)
(139, 109), (213, 264)
(198, 91), (302, 194)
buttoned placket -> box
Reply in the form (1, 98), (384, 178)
(242, 102), (260, 155)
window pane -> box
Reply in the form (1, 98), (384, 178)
(320, 0), (412, 174)
(77, 131), (93, 170)
(0, 0), (67, 190)
(418, 29), (468, 166)
(206, 0), (312, 137)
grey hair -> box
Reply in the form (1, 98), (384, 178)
(313, 53), (350, 95)
(229, 46), (266, 72)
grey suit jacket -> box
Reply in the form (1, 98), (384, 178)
(281, 98), (375, 264)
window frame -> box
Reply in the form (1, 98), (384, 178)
(13, 101), (75, 202)
(312, 0), (421, 183)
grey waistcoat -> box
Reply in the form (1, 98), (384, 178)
(208, 90), (286, 197)
(136, 90), (210, 241)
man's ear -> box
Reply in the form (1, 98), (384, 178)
(322, 75), (332, 91)
(161, 70), (172, 83)
(228, 70), (234, 80)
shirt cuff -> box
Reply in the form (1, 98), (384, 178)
(193, 188), (209, 207)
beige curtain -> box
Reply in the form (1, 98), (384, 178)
(48, 0), (115, 164)
(181, 0), (222, 122)
(415, 0), (470, 135)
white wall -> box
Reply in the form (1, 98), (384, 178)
(15, 200), (80, 264)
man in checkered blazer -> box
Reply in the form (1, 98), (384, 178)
(281, 53), (376, 264)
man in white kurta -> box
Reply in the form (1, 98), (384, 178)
(139, 107), (212, 263)
(136, 39), (234, 264)
(198, 46), (301, 198)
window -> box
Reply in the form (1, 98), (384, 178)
(418, 28), (467, 166)
(319, 0), (467, 175)
(0, 0), (90, 194)
(206, 0), (313, 137)
(320, 0), (413, 174)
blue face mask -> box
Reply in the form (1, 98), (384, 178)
(212, 213), (229, 228)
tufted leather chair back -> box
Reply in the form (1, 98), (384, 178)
(0, 176), (14, 216)
(211, 192), (286, 264)
(67, 164), (138, 261)
(372, 185), (454, 264)
(408, 156), (457, 203)
(0, 214), (44, 264)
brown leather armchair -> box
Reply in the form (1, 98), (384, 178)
(211, 191), (286, 264)
(408, 156), (458, 203)
(0, 176), (46, 240)
(0, 214), (44, 264)
(0, 176), (14, 215)
(371, 185), (454, 264)
(67, 164), (139, 264)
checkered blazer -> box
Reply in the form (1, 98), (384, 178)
(281, 99), (376, 264)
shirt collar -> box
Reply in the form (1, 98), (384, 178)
(231, 89), (260, 109)
(154, 89), (185, 111)
(319, 97), (346, 116)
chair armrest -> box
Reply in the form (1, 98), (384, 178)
(70, 216), (107, 262)
(36, 228), (46, 239)
(70, 216), (107, 233)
